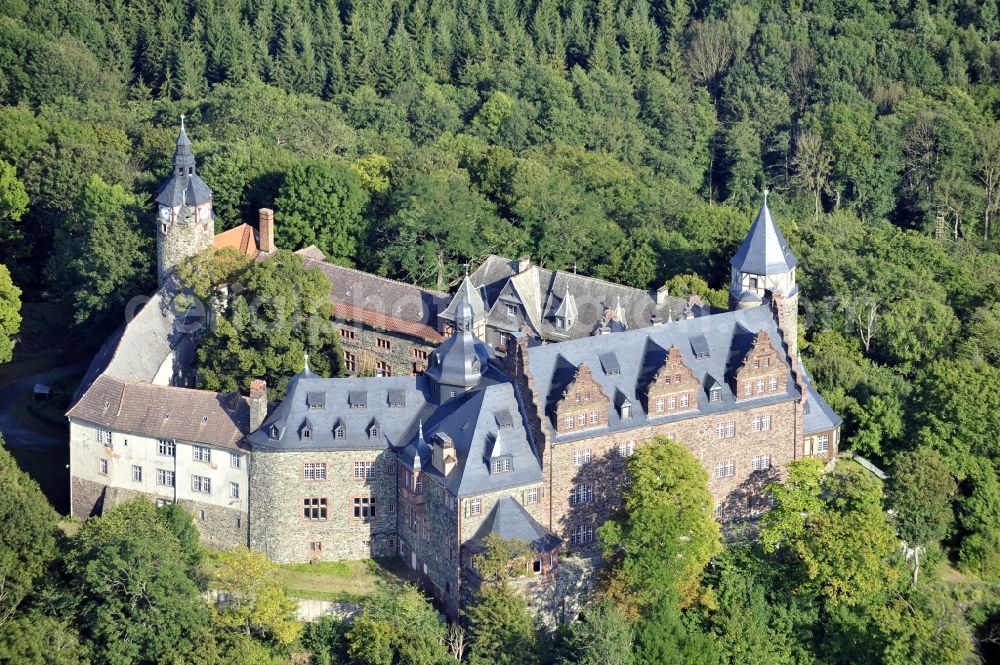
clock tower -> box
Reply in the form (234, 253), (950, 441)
(154, 115), (215, 288)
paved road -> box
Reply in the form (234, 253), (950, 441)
(0, 365), (84, 448)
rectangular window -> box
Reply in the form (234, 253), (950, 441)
(668, 395), (676, 410)
(131, 465), (142, 482)
(769, 376), (778, 391)
(309, 541), (323, 553)
(97, 429), (112, 447)
(98, 458), (108, 475)
(344, 351), (357, 373)
(716, 423), (726, 439)
(680, 393), (689, 408)
(198, 510), (206, 521)
(715, 462), (725, 478)
(304, 463), (328, 480)
(714, 502), (723, 519)
(573, 449), (592, 465)
(192, 475), (211, 493)
(193, 445), (211, 463)
(376, 338), (391, 350)
(764, 357), (770, 368)
(303, 497), (328, 520)
(816, 435), (830, 453)
(353, 496), (376, 520)
(354, 461), (376, 480)
(340, 328), (356, 340)
(470, 498), (481, 516)
(414, 475), (423, 493)
(493, 458), (512, 473)
(570, 484), (594, 506)
(156, 469), (175, 487)
(590, 411), (598, 424)
(230, 452), (240, 469)
(726, 422), (735, 437)
(570, 525), (594, 545)
(413, 348), (428, 361)
(710, 387), (721, 402)
(564, 415), (574, 430)
(157, 439), (175, 456)
(752, 456), (771, 472)
(576, 413), (585, 426)
(526, 488), (539, 504)
(656, 398), (664, 413)
(506, 304), (516, 316)
(754, 358), (760, 369)
(618, 440), (636, 457)
(726, 460), (735, 477)
(756, 378), (765, 393)
(753, 416), (762, 432)
(376, 361), (391, 377)
(762, 415), (771, 431)
(230, 482), (240, 499)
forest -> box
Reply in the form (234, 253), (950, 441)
(0, 0), (999, 662)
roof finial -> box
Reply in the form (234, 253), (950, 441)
(180, 113), (185, 132)
(763, 187), (770, 206)
(303, 351), (310, 372)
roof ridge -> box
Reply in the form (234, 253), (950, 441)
(305, 258), (450, 297)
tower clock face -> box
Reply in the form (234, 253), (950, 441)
(159, 206), (170, 221)
(198, 205), (211, 222)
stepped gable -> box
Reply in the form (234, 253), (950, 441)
(246, 370), (432, 452)
(398, 382), (543, 498)
(295, 252), (450, 343)
(66, 375), (250, 451)
(466, 497), (560, 553)
(525, 306), (800, 440)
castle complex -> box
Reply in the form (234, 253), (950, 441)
(67, 124), (840, 619)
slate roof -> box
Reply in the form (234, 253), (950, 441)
(155, 126), (213, 207)
(800, 365), (843, 434)
(466, 497), (560, 552)
(426, 299), (493, 389)
(398, 381), (543, 497)
(67, 375), (250, 451)
(295, 252), (450, 343)
(525, 306), (801, 441)
(440, 275), (487, 324)
(246, 371), (432, 452)
(730, 201), (798, 276)
(468, 256), (698, 341)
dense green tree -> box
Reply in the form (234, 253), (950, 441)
(557, 596), (634, 665)
(211, 548), (300, 648)
(345, 585), (453, 665)
(463, 583), (538, 665)
(66, 498), (210, 665)
(600, 437), (721, 606)
(0, 436), (58, 629)
(0, 263), (21, 363)
(888, 447), (956, 581)
(273, 160), (369, 264)
(0, 614), (83, 665)
(196, 250), (344, 399)
(634, 599), (719, 665)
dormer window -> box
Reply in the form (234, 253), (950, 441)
(710, 386), (721, 402)
(335, 427), (344, 439)
(492, 457), (513, 474)
(269, 425), (279, 439)
(307, 392), (326, 409)
(301, 426), (312, 441)
(368, 420), (380, 440)
(621, 404), (632, 419)
(566, 318), (573, 328)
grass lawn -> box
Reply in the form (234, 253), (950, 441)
(9, 444), (70, 515)
(204, 552), (418, 602)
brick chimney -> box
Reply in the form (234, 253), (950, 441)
(258, 208), (275, 253)
(249, 379), (267, 432)
(517, 255), (532, 273)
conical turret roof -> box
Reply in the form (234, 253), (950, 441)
(730, 196), (798, 276)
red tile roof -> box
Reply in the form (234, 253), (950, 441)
(332, 301), (445, 344)
(214, 224), (259, 258)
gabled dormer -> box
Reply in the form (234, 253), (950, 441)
(645, 345), (700, 416)
(553, 363), (609, 435)
(732, 330), (788, 401)
(332, 418), (345, 440)
(552, 289), (577, 332)
(299, 418), (314, 441)
(484, 430), (514, 474)
(367, 418), (381, 440)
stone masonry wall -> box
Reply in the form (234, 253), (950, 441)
(157, 206), (213, 286)
(336, 322), (437, 378)
(546, 399), (802, 547)
(249, 448), (397, 562)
